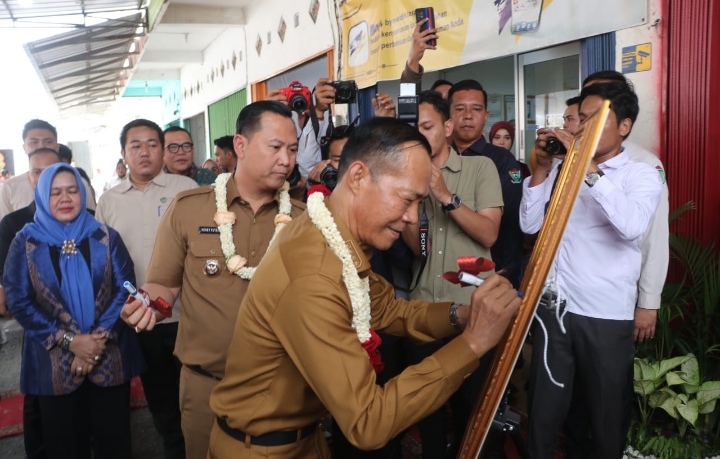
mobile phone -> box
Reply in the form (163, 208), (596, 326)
(415, 7), (436, 47)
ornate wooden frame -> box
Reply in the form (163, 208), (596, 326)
(457, 101), (612, 459)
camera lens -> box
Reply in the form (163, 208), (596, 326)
(287, 164), (301, 187)
(320, 166), (338, 191)
(545, 137), (567, 156)
(289, 94), (307, 113)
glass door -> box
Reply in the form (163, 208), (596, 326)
(516, 42), (581, 163)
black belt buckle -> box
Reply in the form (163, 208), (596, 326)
(217, 417), (316, 447)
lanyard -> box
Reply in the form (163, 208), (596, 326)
(406, 203), (429, 292)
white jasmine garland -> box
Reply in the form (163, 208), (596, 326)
(214, 173), (292, 279)
(306, 192), (371, 343)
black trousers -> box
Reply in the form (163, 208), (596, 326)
(527, 307), (634, 459)
(403, 338), (448, 459)
(37, 380), (131, 459)
(137, 321), (186, 459)
(24, 394), (45, 459)
(332, 334), (404, 459)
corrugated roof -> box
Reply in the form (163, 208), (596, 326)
(0, 0), (143, 21)
(23, 11), (146, 112)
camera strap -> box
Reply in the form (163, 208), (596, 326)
(406, 203), (429, 292)
(544, 160), (565, 215)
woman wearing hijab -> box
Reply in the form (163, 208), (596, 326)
(4, 163), (144, 459)
(489, 120), (515, 151)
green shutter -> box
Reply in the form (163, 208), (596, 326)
(208, 88), (247, 144)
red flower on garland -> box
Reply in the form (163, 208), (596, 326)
(308, 184), (332, 198)
(360, 329), (385, 374)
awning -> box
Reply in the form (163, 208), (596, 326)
(23, 11), (147, 112)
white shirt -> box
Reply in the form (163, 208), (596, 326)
(520, 151), (662, 320)
(95, 171), (198, 323)
(623, 141), (669, 310)
(0, 172), (96, 221)
(295, 110), (330, 178)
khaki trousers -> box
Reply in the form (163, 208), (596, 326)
(207, 418), (330, 459)
(180, 365), (220, 459)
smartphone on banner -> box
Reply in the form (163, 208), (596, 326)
(511, 0), (544, 34)
(415, 7), (436, 47)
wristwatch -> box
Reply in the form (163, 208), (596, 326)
(449, 303), (464, 331)
(585, 170), (605, 187)
(59, 331), (75, 350)
(442, 194), (462, 211)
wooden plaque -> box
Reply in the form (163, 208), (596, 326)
(456, 101), (612, 459)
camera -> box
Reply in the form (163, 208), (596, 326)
(319, 165), (338, 191)
(287, 163), (301, 187)
(281, 80), (312, 114)
(329, 80), (358, 104)
(545, 136), (567, 156)
(397, 83), (419, 123)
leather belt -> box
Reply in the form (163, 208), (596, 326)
(185, 364), (221, 381)
(217, 417), (316, 447)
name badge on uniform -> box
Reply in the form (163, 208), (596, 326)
(199, 226), (220, 234)
(204, 259), (220, 276)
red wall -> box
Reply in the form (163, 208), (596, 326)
(664, 0), (720, 243)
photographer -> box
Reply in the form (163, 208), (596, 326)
(522, 82), (662, 459)
(266, 78), (334, 179)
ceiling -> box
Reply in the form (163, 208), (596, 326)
(0, 0), (144, 25)
(12, 0), (258, 113)
(130, 0), (250, 82)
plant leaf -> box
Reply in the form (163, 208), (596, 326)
(676, 398), (698, 426)
(697, 381), (720, 405)
(649, 389), (672, 409)
(657, 394), (680, 420)
(680, 355), (700, 385)
(698, 398), (716, 414)
(666, 371), (685, 386)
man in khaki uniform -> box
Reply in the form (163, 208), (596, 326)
(97, 119), (197, 459)
(121, 102), (305, 459)
(208, 117), (522, 458)
(402, 91), (504, 458)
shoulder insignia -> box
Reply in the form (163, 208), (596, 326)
(655, 165), (666, 184)
(508, 168), (522, 184)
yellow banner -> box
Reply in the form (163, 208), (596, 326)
(342, 0), (648, 89)
(342, 1), (473, 89)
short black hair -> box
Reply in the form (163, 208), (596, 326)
(236, 101), (292, 138)
(213, 135), (237, 158)
(116, 158), (125, 166)
(164, 126), (192, 137)
(419, 90), (450, 122)
(28, 148), (59, 161)
(430, 79), (453, 91)
(22, 119), (57, 141)
(338, 117), (431, 181)
(566, 96), (581, 107)
(583, 70), (633, 91)
(322, 124), (355, 159)
(579, 82), (639, 139)
(120, 119), (164, 149)
(448, 79), (488, 108)
(58, 144), (72, 163)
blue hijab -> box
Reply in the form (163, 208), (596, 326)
(23, 163), (102, 333)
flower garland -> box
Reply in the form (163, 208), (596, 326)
(214, 173), (292, 280)
(306, 192), (371, 343)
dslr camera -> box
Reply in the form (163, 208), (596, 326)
(286, 164), (301, 187)
(545, 136), (567, 156)
(281, 80), (312, 114)
(319, 164), (339, 191)
(329, 80), (358, 104)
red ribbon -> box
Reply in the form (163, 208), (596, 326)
(360, 329), (385, 374)
(443, 257), (496, 287)
(124, 288), (173, 318)
(308, 184), (332, 198)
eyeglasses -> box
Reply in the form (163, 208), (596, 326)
(166, 142), (194, 154)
